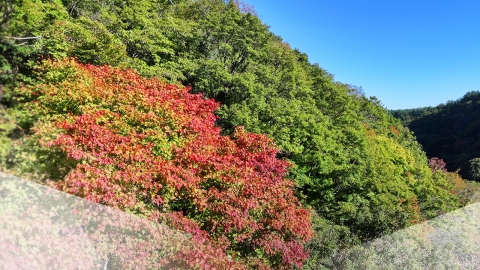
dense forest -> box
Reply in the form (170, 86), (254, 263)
(1, 0), (479, 269)
(391, 91), (480, 181)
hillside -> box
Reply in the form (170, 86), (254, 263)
(0, 0), (475, 268)
(391, 91), (480, 181)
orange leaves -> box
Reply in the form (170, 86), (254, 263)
(389, 125), (400, 136)
(27, 59), (312, 269)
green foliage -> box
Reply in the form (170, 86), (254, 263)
(0, 1), (14, 28)
(6, 0), (68, 37)
(469, 158), (480, 181)
(0, 107), (17, 170)
(0, 0), (69, 106)
(42, 17), (127, 65)
(303, 213), (361, 269)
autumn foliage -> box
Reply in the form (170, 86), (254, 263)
(19, 59), (312, 269)
(429, 157), (447, 173)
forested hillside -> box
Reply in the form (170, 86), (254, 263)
(0, 0), (477, 268)
(391, 91), (480, 181)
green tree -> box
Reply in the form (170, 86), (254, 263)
(469, 158), (480, 181)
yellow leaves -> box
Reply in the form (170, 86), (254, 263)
(366, 133), (415, 171)
(338, 201), (357, 215)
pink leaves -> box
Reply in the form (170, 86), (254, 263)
(429, 157), (447, 173)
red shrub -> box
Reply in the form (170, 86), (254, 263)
(25, 59), (313, 269)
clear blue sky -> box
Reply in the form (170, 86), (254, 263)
(244, 0), (480, 110)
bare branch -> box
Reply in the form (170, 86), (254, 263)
(3, 36), (42, 40)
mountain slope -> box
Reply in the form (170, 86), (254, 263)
(391, 91), (480, 180)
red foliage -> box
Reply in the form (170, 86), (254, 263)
(27, 59), (312, 269)
(428, 157), (447, 173)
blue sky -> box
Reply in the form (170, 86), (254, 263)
(244, 0), (480, 110)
